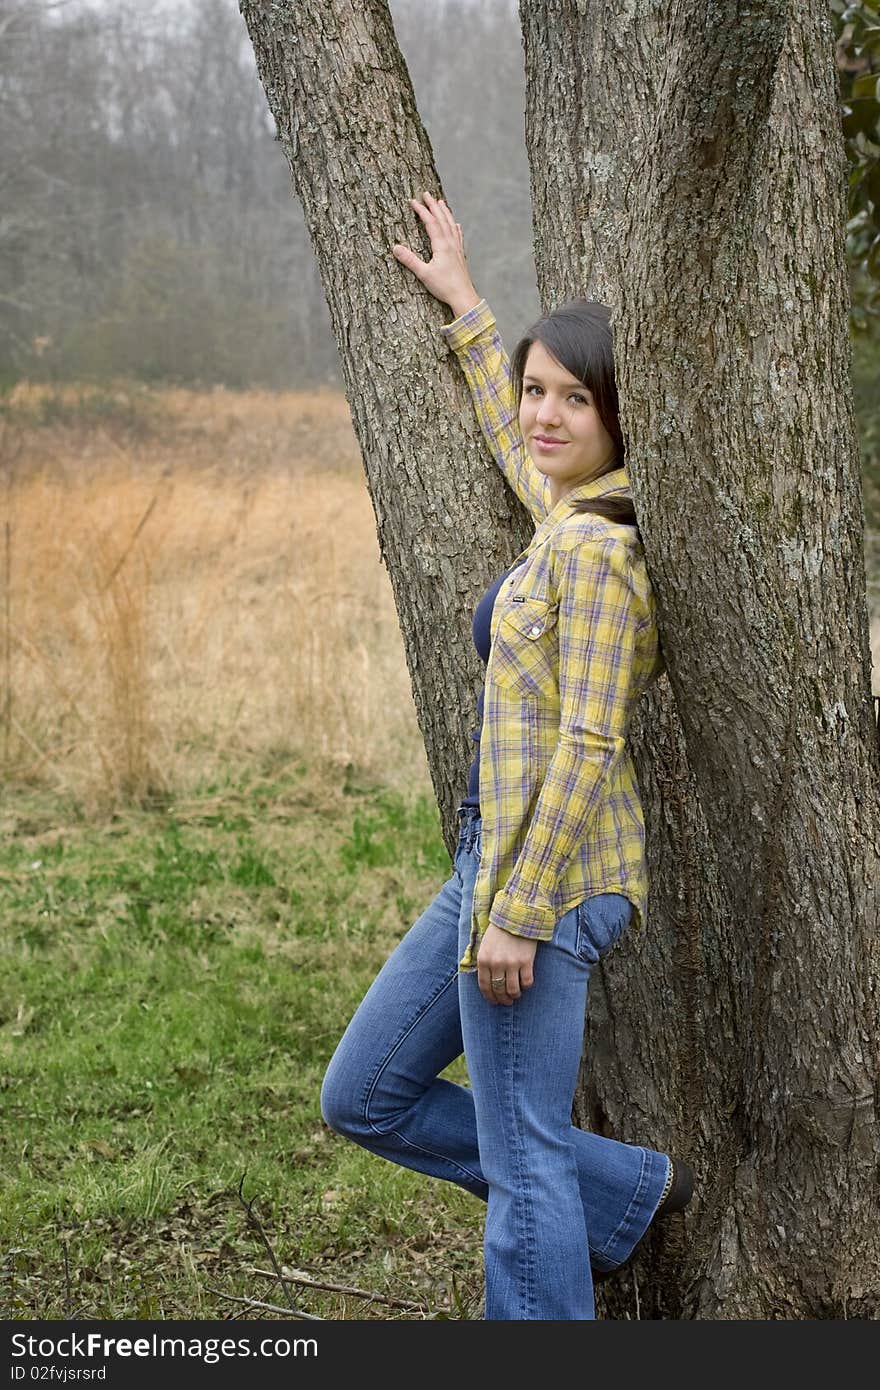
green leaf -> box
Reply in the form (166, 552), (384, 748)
(865, 161), (880, 207)
(852, 72), (880, 100)
(843, 98), (880, 138)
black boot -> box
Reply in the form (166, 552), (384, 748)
(655, 1155), (694, 1216)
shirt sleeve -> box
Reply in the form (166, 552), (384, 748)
(487, 537), (639, 941)
(439, 299), (549, 523)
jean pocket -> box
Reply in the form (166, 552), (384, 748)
(575, 894), (632, 965)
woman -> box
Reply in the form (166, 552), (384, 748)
(320, 193), (693, 1320)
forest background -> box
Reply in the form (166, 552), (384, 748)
(1, 0), (878, 1320)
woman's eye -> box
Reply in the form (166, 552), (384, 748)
(523, 384), (589, 405)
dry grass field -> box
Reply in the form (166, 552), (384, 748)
(0, 382), (432, 816)
(2, 381), (877, 820)
(2, 381), (878, 816)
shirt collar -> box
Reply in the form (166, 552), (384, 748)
(533, 465), (631, 546)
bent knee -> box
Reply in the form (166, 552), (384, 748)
(321, 1051), (383, 1140)
(321, 1052), (410, 1140)
(320, 1065), (358, 1138)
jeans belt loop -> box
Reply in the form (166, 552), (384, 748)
(456, 804), (479, 852)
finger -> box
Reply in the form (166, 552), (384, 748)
(483, 969), (518, 1005)
(477, 966), (501, 1006)
(435, 197), (458, 237)
(425, 192), (460, 246)
(411, 198), (455, 254)
(442, 204), (464, 252)
(408, 196), (440, 234)
(391, 243), (429, 275)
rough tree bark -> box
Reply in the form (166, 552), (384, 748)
(521, 0), (880, 1318)
(238, 0), (533, 857)
(519, 0), (725, 1321)
(240, 0), (880, 1317)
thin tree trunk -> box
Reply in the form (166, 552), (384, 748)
(238, 0), (532, 855)
(523, 0), (880, 1317)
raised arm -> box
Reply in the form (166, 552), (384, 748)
(392, 192), (548, 523)
(438, 298), (548, 522)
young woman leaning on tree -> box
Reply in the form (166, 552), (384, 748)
(319, 192), (694, 1321)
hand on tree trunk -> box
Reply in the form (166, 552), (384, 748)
(392, 191), (483, 319)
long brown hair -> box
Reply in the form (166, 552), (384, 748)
(510, 300), (638, 532)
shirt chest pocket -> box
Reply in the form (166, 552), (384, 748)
(490, 598), (560, 699)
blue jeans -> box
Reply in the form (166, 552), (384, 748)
(320, 805), (670, 1320)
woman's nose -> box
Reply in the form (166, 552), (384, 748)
(536, 397), (561, 425)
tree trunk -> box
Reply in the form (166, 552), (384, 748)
(519, 0), (718, 1320)
(522, 0), (880, 1318)
(238, 0), (533, 856)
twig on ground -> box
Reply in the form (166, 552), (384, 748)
(235, 1174), (299, 1315)
(248, 1265), (429, 1313)
(62, 1237), (72, 1318)
(205, 1287), (323, 1321)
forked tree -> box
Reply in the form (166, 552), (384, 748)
(239, 0), (880, 1318)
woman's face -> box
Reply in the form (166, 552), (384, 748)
(518, 341), (617, 497)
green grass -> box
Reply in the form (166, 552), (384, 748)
(0, 764), (484, 1320)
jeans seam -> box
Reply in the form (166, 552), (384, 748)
(498, 998), (538, 1320)
(592, 1144), (652, 1262)
(361, 970), (485, 1191)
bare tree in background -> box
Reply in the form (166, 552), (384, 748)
(0, 0), (347, 383)
(240, 0), (880, 1319)
(0, 0), (535, 386)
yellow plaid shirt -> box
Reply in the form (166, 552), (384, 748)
(439, 300), (665, 971)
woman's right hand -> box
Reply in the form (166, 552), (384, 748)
(392, 192), (482, 320)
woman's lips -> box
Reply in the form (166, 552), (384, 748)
(533, 436), (569, 450)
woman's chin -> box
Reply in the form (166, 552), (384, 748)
(528, 454), (555, 477)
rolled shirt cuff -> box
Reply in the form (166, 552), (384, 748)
(437, 298), (494, 350)
(487, 887), (556, 942)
